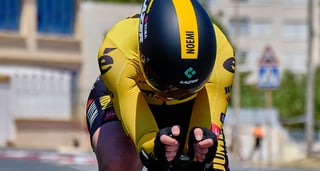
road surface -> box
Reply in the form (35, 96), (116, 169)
(0, 148), (318, 171)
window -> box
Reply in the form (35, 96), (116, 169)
(37, 0), (76, 35)
(283, 52), (306, 73)
(250, 0), (273, 5)
(283, 21), (307, 41)
(229, 18), (249, 36)
(283, 0), (306, 6)
(236, 50), (248, 65)
(208, 0), (217, 6)
(251, 20), (272, 37)
(0, 0), (21, 31)
(231, 0), (249, 3)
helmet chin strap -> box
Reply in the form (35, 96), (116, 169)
(154, 92), (172, 101)
(155, 90), (196, 101)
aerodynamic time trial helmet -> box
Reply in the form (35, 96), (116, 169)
(139, 0), (216, 100)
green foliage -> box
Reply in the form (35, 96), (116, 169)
(239, 68), (320, 121)
(314, 67), (320, 121)
(273, 71), (305, 119)
(239, 72), (265, 107)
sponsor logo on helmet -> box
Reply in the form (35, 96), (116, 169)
(172, 0), (199, 59)
(139, 0), (154, 43)
(180, 67), (198, 85)
(184, 67), (196, 78)
(180, 79), (198, 85)
(223, 57), (236, 73)
(183, 31), (197, 59)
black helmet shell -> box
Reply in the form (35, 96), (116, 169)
(139, 0), (216, 94)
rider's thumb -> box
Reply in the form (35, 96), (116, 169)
(194, 127), (203, 141)
(171, 125), (180, 137)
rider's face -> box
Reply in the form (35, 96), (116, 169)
(155, 88), (195, 101)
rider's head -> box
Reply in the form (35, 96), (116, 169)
(139, 0), (216, 100)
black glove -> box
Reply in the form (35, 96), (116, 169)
(154, 126), (182, 162)
(140, 150), (161, 170)
(187, 127), (218, 164)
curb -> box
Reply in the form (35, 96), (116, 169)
(0, 148), (97, 165)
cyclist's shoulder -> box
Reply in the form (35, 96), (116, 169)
(99, 13), (140, 60)
(108, 13), (140, 34)
(213, 23), (232, 47)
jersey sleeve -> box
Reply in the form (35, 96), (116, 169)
(97, 17), (159, 155)
(187, 24), (235, 137)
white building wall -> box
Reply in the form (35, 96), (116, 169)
(0, 76), (15, 146)
(208, 0), (317, 84)
(0, 66), (72, 119)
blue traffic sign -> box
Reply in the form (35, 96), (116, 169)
(257, 66), (280, 89)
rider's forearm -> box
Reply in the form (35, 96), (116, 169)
(137, 132), (157, 155)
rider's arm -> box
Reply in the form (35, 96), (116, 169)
(97, 17), (159, 155)
(205, 24), (235, 133)
(188, 24), (235, 136)
(186, 23), (234, 170)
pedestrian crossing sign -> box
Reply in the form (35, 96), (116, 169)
(257, 46), (280, 89)
(258, 66), (280, 89)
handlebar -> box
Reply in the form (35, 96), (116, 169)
(144, 154), (212, 171)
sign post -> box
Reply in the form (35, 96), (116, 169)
(257, 45), (279, 166)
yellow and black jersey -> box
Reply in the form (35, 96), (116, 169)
(97, 13), (235, 161)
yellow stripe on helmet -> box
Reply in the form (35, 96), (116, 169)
(172, 0), (198, 59)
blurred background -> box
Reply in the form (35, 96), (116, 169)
(0, 0), (319, 167)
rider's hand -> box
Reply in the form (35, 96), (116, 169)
(188, 127), (218, 163)
(154, 125), (181, 162)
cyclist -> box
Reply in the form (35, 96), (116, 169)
(86, 0), (235, 170)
